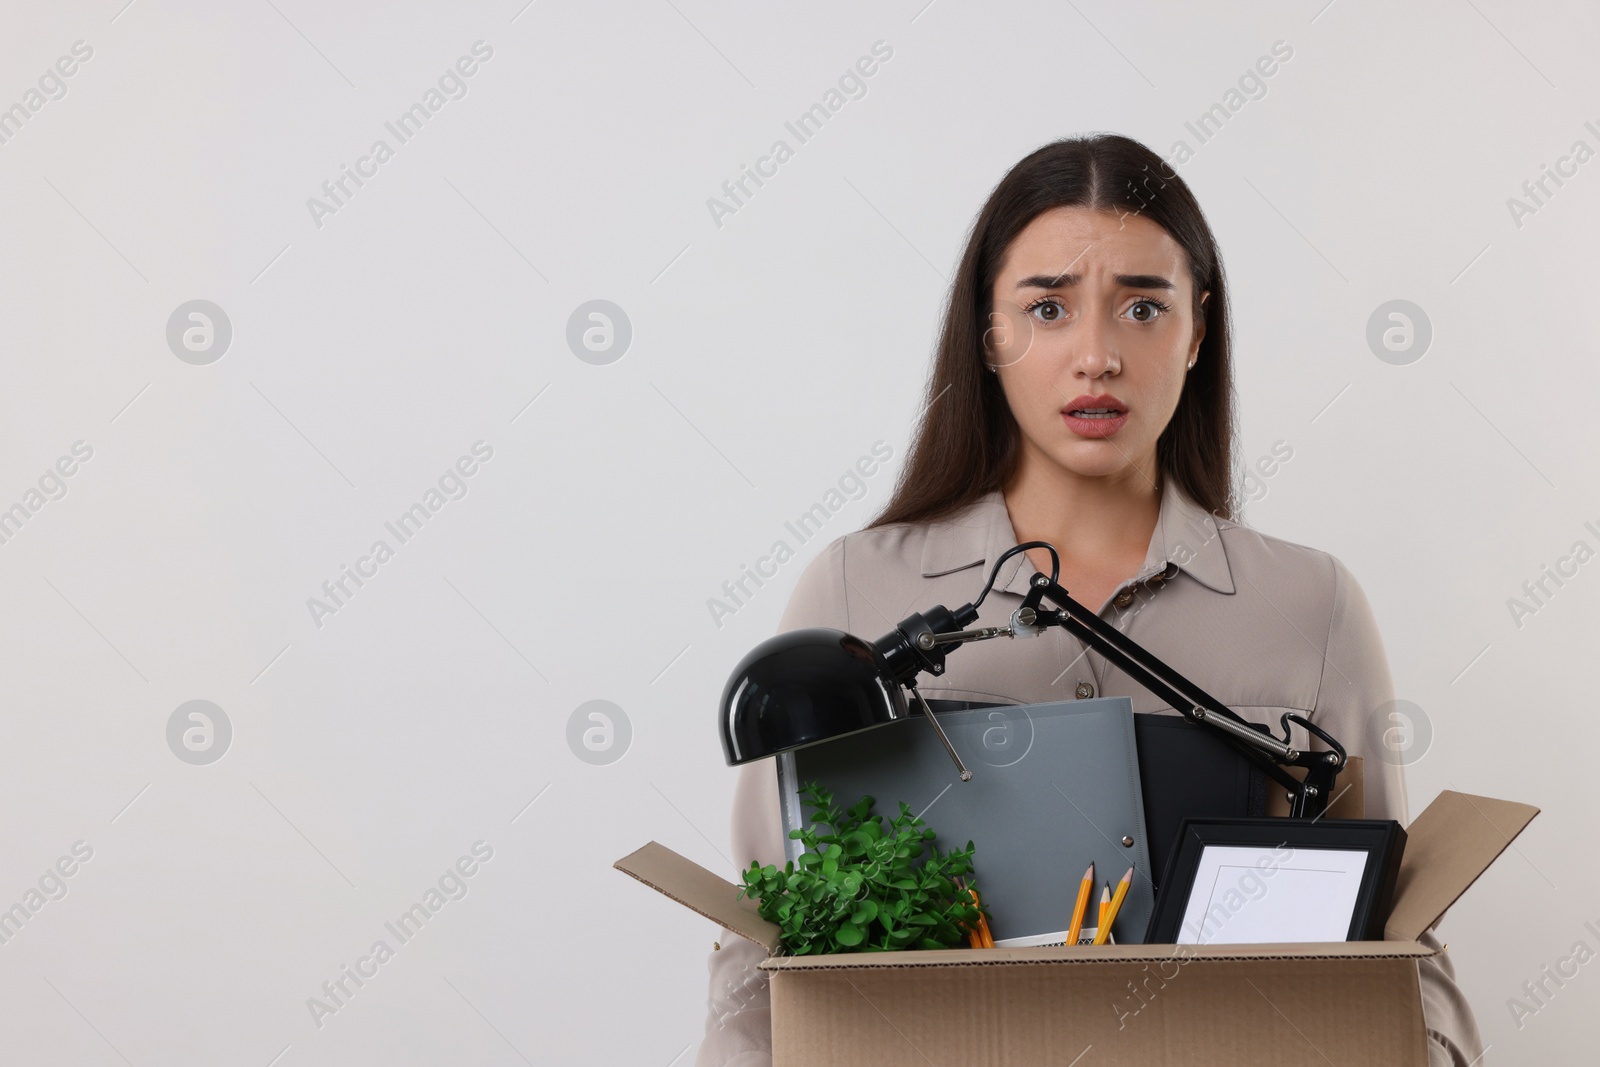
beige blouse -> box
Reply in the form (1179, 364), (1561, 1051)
(697, 479), (1486, 1067)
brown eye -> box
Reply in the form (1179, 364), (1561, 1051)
(1029, 299), (1063, 322)
(1127, 299), (1168, 322)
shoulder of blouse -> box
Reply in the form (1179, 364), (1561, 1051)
(771, 497), (1397, 795)
(1214, 513), (1344, 580)
(792, 504), (1364, 606)
(1211, 513), (1383, 626)
(773, 517), (929, 635)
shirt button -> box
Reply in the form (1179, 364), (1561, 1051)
(1075, 681), (1096, 699)
(1113, 589), (1135, 609)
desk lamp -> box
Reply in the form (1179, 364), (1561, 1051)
(720, 541), (1347, 819)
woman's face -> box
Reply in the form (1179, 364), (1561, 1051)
(986, 205), (1208, 485)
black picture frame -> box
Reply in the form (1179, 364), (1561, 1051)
(1142, 817), (1406, 945)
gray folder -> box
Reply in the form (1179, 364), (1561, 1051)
(776, 697), (1154, 945)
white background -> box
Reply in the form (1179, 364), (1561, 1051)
(0, 1), (1594, 1063)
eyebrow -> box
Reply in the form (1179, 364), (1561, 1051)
(1014, 272), (1175, 291)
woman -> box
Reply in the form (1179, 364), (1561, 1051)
(697, 134), (1484, 1066)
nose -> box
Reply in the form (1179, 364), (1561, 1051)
(1069, 312), (1120, 379)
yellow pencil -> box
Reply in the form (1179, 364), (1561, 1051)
(957, 878), (984, 948)
(1097, 885), (1110, 941)
(1093, 867), (1134, 945)
(1064, 863), (1094, 946)
(959, 881), (992, 948)
(971, 887), (995, 947)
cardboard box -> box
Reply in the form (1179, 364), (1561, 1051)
(616, 788), (1537, 1066)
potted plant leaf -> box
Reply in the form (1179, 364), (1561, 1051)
(737, 780), (987, 954)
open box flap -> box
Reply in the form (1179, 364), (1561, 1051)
(613, 841), (782, 954)
(1386, 790), (1539, 942)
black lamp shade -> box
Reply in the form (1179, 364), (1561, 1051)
(719, 627), (910, 764)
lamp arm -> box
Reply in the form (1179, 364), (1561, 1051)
(862, 549), (1345, 817)
(1021, 573), (1345, 819)
(907, 683), (972, 782)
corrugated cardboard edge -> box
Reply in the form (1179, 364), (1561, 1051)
(1385, 790), (1539, 942)
(768, 950), (1432, 1067)
(758, 938), (1436, 971)
(613, 841), (782, 954)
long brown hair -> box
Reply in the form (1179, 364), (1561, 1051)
(869, 133), (1236, 530)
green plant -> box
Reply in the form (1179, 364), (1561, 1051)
(737, 780), (986, 954)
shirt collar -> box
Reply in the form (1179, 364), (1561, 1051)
(919, 479), (1235, 597)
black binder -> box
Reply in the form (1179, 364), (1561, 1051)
(1133, 713), (1268, 890)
